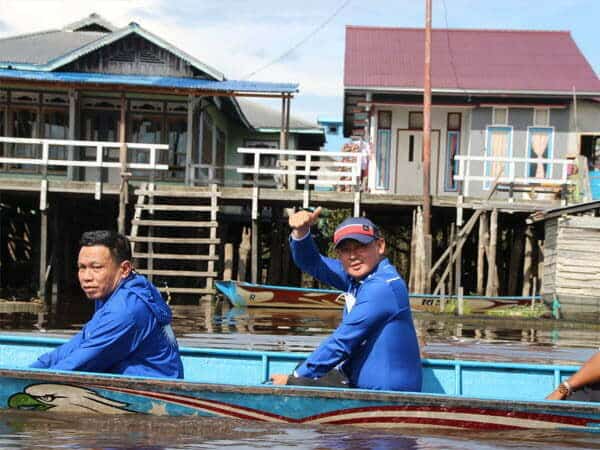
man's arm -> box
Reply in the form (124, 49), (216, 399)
(547, 352), (600, 400)
(29, 331), (84, 369)
(288, 207), (348, 290)
(42, 308), (140, 372)
(295, 281), (396, 379)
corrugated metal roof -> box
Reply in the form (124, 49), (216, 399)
(0, 68), (298, 94)
(62, 13), (116, 32)
(345, 27), (600, 94)
(237, 98), (320, 131)
(0, 17), (225, 81)
(0, 30), (106, 65)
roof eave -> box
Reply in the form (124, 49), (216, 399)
(256, 127), (324, 135)
(32, 25), (224, 81)
(344, 85), (600, 97)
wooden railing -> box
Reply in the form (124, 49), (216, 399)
(454, 154), (573, 200)
(0, 136), (169, 208)
(236, 148), (363, 217)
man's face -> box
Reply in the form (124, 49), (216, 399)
(77, 245), (130, 300)
(335, 238), (385, 280)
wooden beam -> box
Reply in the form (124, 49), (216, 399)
(67, 89), (78, 181)
(485, 208), (499, 296)
(477, 211), (488, 295)
(522, 225), (534, 296)
(118, 93), (128, 234)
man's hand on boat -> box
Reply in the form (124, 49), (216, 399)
(289, 206), (322, 239)
(270, 374), (289, 385)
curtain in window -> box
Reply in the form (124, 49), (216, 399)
(445, 131), (460, 191)
(490, 130), (508, 178)
(376, 129), (391, 189)
(530, 132), (549, 178)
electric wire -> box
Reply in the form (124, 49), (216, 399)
(243, 0), (352, 79)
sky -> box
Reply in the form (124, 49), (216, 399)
(0, 0), (598, 123)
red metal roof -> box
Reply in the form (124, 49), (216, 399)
(344, 27), (600, 94)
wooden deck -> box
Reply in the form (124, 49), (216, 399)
(0, 178), (563, 212)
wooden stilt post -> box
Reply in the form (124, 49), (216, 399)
(508, 225), (524, 296)
(281, 208), (292, 285)
(118, 93), (128, 235)
(39, 206), (48, 306)
(67, 89), (78, 181)
(448, 223), (454, 297)
(223, 243), (234, 281)
(522, 225), (534, 296)
(50, 200), (60, 311)
(269, 208), (282, 285)
(537, 239), (544, 297)
(39, 142), (49, 305)
(237, 227), (251, 282)
(486, 208), (499, 296)
(454, 226), (463, 315)
(477, 211), (488, 295)
(184, 95), (198, 186)
(409, 209), (417, 292)
(251, 219), (259, 283)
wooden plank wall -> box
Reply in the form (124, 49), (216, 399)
(544, 215), (600, 316)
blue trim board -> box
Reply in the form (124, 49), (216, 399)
(0, 69), (298, 94)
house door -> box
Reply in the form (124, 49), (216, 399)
(395, 130), (440, 195)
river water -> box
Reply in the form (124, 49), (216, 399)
(1, 298), (599, 450)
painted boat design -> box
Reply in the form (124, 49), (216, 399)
(215, 280), (537, 312)
(1, 334), (598, 431)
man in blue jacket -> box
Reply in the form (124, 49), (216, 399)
(30, 230), (184, 379)
(271, 208), (421, 391)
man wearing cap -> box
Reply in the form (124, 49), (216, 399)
(270, 208), (422, 391)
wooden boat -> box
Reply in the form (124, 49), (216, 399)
(215, 280), (537, 312)
(2, 334), (599, 431)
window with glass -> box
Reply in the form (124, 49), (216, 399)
(201, 113), (213, 166)
(243, 139), (278, 186)
(215, 127), (226, 183)
(492, 107), (508, 125)
(484, 126), (513, 189)
(533, 108), (550, 127)
(167, 117), (187, 167)
(527, 127), (554, 179)
(82, 110), (120, 181)
(12, 109), (38, 159)
(375, 111), (392, 189)
(130, 115), (162, 164)
(445, 113), (462, 191)
(42, 109), (68, 173)
(408, 112), (423, 130)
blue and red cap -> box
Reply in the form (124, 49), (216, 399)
(333, 217), (381, 247)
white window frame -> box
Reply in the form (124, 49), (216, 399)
(492, 107), (508, 125)
(533, 108), (550, 127)
(525, 126), (555, 180)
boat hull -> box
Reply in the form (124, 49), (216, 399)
(216, 280), (536, 312)
(3, 368), (600, 431)
(1, 334), (598, 431)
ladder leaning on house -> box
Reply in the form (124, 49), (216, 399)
(128, 183), (220, 301)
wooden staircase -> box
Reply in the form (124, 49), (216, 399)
(129, 183), (220, 301)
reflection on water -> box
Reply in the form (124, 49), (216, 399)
(0, 411), (598, 450)
(1, 296), (600, 449)
(2, 297), (600, 363)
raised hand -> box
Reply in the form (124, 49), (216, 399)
(289, 206), (322, 239)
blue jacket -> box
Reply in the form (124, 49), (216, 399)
(290, 234), (422, 391)
(30, 273), (184, 379)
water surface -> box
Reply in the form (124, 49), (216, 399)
(1, 297), (599, 449)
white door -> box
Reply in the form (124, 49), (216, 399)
(395, 130), (440, 195)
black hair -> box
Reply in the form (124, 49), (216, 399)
(79, 230), (132, 263)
